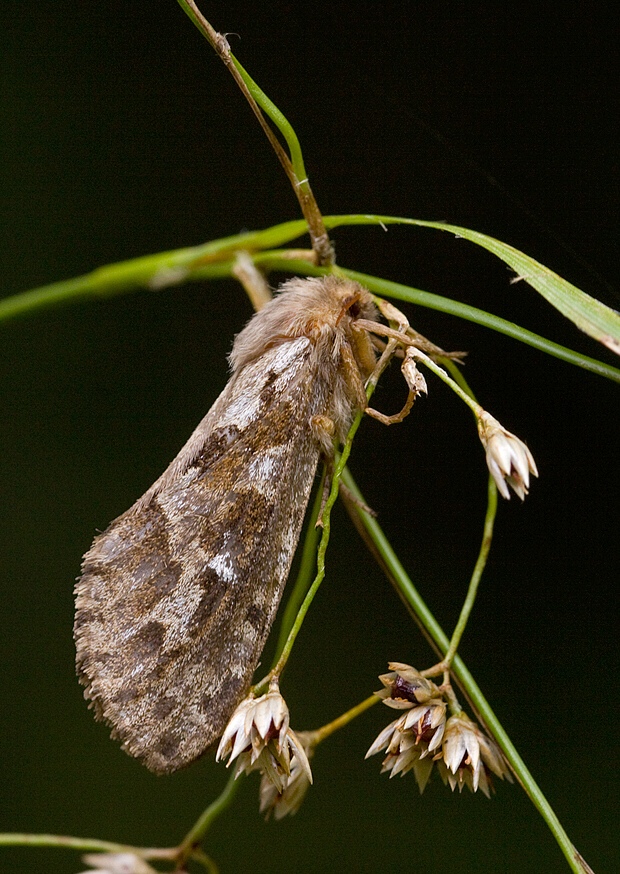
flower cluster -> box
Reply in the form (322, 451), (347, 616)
(216, 682), (312, 799)
(366, 663), (511, 796)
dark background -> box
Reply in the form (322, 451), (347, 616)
(1, 2), (618, 873)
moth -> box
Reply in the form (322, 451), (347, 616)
(75, 275), (381, 774)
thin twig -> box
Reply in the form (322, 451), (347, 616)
(177, 1), (334, 265)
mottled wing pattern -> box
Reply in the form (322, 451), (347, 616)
(75, 337), (328, 774)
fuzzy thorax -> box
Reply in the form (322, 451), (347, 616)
(229, 275), (379, 442)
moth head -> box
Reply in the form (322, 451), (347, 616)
(230, 275), (379, 373)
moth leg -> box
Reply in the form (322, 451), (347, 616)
(232, 251), (273, 311)
(366, 342), (429, 426)
(365, 388), (417, 425)
(340, 339), (371, 412)
(311, 413), (337, 456)
(310, 415), (336, 526)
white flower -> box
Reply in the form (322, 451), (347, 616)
(477, 411), (538, 500)
(366, 715), (436, 792)
(259, 731), (314, 820)
(216, 683), (312, 792)
(438, 713), (512, 797)
(78, 853), (156, 874)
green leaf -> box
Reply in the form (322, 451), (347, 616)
(322, 214), (620, 355)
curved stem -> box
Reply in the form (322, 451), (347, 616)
(268, 331), (399, 681)
(334, 264), (620, 385)
(270, 409), (365, 680)
(2, 227), (619, 385)
(176, 0), (333, 264)
(190, 848), (220, 873)
(444, 474), (497, 667)
(228, 56), (308, 187)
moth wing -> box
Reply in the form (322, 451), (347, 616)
(75, 337), (326, 773)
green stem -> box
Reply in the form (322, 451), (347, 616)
(341, 467), (593, 874)
(274, 473), (324, 659)
(308, 694), (380, 746)
(2, 224), (619, 385)
(269, 326), (399, 680)
(443, 474), (497, 667)
(197, 253), (620, 383)
(177, 770), (239, 865)
(228, 56), (308, 191)
(334, 265), (620, 385)
(176, 1), (332, 264)
(191, 848), (220, 874)
(442, 356), (479, 402)
(0, 833), (173, 860)
(271, 409), (365, 679)
(408, 349), (482, 414)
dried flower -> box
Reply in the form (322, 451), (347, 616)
(477, 411), (538, 500)
(216, 683), (312, 792)
(366, 698), (447, 789)
(367, 663), (447, 792)
(438, 713), (512, 797)
(367, 664), (513, 797)
(78, 853), (156, 874)
(259, 731), (314, 820)
(402, 349), (428, 398)
(375, 662), (441, 708)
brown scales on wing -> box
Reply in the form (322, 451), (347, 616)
(75, 276), (380, 773)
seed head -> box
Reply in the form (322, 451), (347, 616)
(367, 663), (447, 793)
(376, 662), (441, 708)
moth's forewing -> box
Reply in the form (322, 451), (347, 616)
(75, 337), (328, 774)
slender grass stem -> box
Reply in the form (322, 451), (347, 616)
(341, 467), (593, 874)
(274, 474), (324, 659)
(443, 474), (497, 667)
(270, 409), (364, 680)
(306, 695), (380, 746)
(177, 771), (240, 866)
(0, 833), (174, 861)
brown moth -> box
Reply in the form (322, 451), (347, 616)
(75, 275), (380, 774)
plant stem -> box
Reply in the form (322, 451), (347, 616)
(6, 228), (617, 384)
(270, 409), (364, 680)
(176, 771), (240, 866)
(274, 473), (324, 659)
(268, 330), (398, 681)
(306, 694), (380, 746)
(341, 466), (594, 874)
(176, 0), (333, 265)
(443, 474), (497, 667)
(0, 833), (174, 860)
